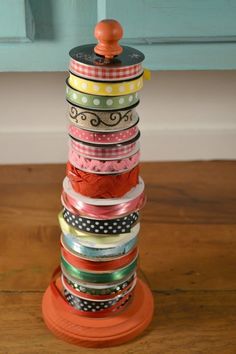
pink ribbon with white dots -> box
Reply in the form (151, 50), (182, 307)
(69, 124), (139, 144)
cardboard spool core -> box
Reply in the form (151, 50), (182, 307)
(42, 277), (154, 348)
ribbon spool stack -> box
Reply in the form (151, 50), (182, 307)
(42, 19), (154, 348)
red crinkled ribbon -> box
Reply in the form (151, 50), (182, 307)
(66, 161), (139, 198)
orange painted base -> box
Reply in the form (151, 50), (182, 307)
(42, 278), (154, 348)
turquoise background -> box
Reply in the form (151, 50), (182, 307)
(0, 0), (236, 71)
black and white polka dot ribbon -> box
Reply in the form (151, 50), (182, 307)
(62, 208), (139, 235)
(64, 288), (133, 313)
(62, 274), (135, 313)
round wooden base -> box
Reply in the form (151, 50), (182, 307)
(42, 278), (154, 348)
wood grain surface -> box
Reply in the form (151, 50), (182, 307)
(0, 162), (236, 353)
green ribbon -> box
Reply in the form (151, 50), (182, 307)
(61, 256), (138, 284)
(66, 82), (139, 110)
(63, 270), (135, 295)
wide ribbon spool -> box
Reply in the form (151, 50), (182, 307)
(68, 102), (139, 131)
(66, 82), (140, 111)
(59, 215), (140, 243)
(69, 148), (140, 174)
(69, 136), (139, 160)
(68, 72), (143, 96)
(61, 188), (145, 219)
(63, 269), (136, 296)
(44, 268), (137, 319)
(61, 232), (138, 259)
(62, 177), (146, 219)
(62, 207), (139, 235)
(62, 275), (135, 316)
(62, 274), (136, 314)
(63, 175), (144, 205)
(58, 213), (139, 243)
(68, 124), (139, 144)
(64, 287), (133, 317)
(69, 59), (143, 81)
(42, 270), (154, 347)
(66, 162), (139, 198)
(63, 287), (134, 315)
(61, 243), (138, 272)
(62, 273), (136, 299)
(61, 254), (138, 283)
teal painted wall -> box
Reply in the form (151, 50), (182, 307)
(0, 0), (236, 71)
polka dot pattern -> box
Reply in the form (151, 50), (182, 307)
(93, 99), (100, 105)
(69, 124), (139, 144)
(64, 288), (133, 313)
(68, 73), (143, 96)
(64, 273), (135, 295)
(66, 83), (140, 110)
(58, 47), (146, 322)
(106, 99), (113, 106)
(63, 208), (139, 235)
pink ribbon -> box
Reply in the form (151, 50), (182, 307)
(61, 189), (146, 219)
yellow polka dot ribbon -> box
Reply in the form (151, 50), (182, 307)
(68, 73), (143, 96)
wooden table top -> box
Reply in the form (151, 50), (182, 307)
(0, 162), (236, 354)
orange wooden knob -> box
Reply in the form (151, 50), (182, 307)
(94, 19), (123, 59)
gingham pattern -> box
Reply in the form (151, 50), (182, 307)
(70, 139), (137, 159)
(70, 59), (143, 81)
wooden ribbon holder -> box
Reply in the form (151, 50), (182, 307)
(42, 19), (154, 348)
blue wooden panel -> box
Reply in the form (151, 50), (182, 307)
(97, 0), (236, 70)
(0, 0), (34, 42)
(99, 0), (236, 41)
(0, 0), (236, 70)
(134, 43), (236, 70)
(0, 0), (96, 71)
